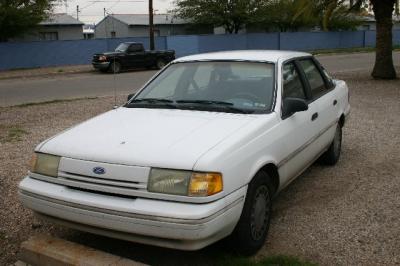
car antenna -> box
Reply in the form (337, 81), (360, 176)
(111, 12), (118, 109)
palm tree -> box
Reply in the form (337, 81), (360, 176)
(353, 0), (398, 79)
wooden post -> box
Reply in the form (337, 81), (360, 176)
(149, 0), (155, 50)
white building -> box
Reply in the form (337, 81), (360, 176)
(13, 14), (84, 42)
(94, 14), (212, 39)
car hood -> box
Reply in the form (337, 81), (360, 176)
(95, 51), (123, 57)
(38, 107), (258, 170)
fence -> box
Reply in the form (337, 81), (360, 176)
(1, 30), (400, 71)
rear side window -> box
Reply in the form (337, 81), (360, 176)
(299, 59), (327, 98)
(129, 44), (143, 52)
(282, 62), (306, 100)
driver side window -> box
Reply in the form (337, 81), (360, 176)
(282, 62), (306, 100)
(128, 44), (142, 53)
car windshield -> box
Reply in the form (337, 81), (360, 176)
(129, 61), (275, 114)
(115, 43), (129, 52)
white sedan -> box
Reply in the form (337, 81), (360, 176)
(19, 50), (350, 254)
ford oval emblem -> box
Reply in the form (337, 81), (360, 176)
(93, 167), (106, 175)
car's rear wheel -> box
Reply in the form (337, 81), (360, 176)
(156, 59), (166, 70)
(229, 171), (273, 255)
(109, 61), (121, 73)
(320, 124), (342, 165)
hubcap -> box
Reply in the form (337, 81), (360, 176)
(113, 63), (120, 72)
(250, 186), (270, 241)
(158, 61), (165, 68)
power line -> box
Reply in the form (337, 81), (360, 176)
(88, 1), (145, 2)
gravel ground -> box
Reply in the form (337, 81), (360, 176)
(0, 70), (399, 265)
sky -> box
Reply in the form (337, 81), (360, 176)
(54, 0), (175, 24)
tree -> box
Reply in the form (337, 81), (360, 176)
(253, 0), (361, 32)
(173, 0), (267, 34)
(252, 0), (316, 32)
(0, 0), (56, 42)
(295, 0), (362, 31)
(349, 0), (397, 79)
(369, 0), (397, 79)
(316, 0), (398, 79)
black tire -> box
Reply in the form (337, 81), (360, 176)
(229, 171), (274, 255)
(155, 58), (166, 70)
(320, 124), (342, 165)
(109, 61), (121, 73)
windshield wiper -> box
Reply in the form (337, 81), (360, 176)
(130, 98), (174, 103)
(176, 100), (251, 114)
(125, 98), (176, 109)
(176, 100), (234, 106)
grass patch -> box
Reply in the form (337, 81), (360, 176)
(217, 255), (317, 266)
(13, 97), (98, 108)
(0, 125), (29, 143)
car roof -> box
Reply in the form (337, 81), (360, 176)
(174, 50), (311, 64)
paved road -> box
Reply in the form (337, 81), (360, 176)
(0, 52), (399, 107)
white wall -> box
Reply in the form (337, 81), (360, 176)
(14, 26), (83, 42)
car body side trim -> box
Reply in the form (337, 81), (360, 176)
(277, 119), (338, 168)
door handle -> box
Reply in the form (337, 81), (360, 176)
(333, 99), (338, 106)
(311, 112), (319, 121)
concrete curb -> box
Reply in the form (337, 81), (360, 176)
(18, 234), (148, 266)
(0, 65), (94, 81)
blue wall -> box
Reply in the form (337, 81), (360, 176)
(0, 37), (166, 70)
(0, 31), (399, 71)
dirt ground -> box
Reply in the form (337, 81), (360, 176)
(0, 70), (399, 266)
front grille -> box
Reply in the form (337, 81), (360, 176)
(58, 171), (147, 191)
(66, 186), (138, 199)
(56, 157), (151, 198)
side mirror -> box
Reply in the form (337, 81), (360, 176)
(127, 93), (135, 102)
(282, 98), (308, 118)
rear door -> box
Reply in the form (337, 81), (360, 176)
(297, 58), (338, 149)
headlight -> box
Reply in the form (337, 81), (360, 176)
(30, 153), (60, 177)
(148, 169), (223, 197)
(99, 55), (107, 61)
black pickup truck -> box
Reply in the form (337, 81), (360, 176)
(92, 42), (175, 73)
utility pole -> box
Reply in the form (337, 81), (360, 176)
(76, 5), (80, 20)
(149, 0), (155, 50)
(64, 0), (69, 13)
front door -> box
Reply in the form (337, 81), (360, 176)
(298, 58), (338, 149)
(277, 61), (323, 186)
(126, 44), (146, 68)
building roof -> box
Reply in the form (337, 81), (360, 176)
(109, 14), (187, 26)
(40, 14), (84, 26)
(360, 14), (400, 22)
(175, 50), (311, 64)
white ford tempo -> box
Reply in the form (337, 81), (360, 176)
(19, 51), (350, 254)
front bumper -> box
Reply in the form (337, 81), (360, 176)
(19, 176), (246, 250)
(92, 61), (110, 70)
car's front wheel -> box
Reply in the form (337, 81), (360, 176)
(320, 124), (342, 165)
(109, 61), (121, 73)
(229, 171), (273, 255)
(156, 58), (166, 70)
